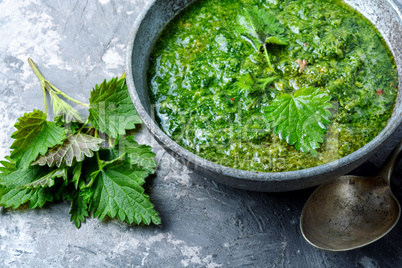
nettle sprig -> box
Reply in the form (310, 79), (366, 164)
(237, 6), (288, 74)
(0, 59), (161, 228)
(236, 7), (332, 156)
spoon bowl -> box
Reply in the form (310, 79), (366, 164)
(301, 175), (401, 251)
(300, 141), (402, 251)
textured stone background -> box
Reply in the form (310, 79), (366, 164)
(1, 0), (402, 267)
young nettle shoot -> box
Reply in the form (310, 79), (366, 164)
(236, 6), (288, 74)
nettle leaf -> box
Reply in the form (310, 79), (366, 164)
(237, 6), (288, 50)
(236, 73), (278, 95)
(33, 133), (104, 167)
(10, 110), (67, 168)
(20, 167), (68, 189)
(265, 87), (332, 156)
(112, 136), (157, 174)
(27, 188), (53, 209)
(69, 190), (89, 229)
(236, 73), (279, 109)
(265, 36), (288, 45)
(0, 156), (17, 176)
(0, 165), (53, 209)
(50, 91), (85, 123)
(88, 77), (142, 138)
(72, 162), (83, 189)
(235, 73), (255, 93)
(89, 160), (161, 225)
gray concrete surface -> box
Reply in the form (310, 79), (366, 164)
(0, 0), (402, 267)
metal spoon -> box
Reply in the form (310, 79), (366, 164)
(300, 140), (402, 251)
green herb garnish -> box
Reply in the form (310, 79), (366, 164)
(237, 6), (288, 74)
(0, 59), (161, 228)
(265, 87), (332, 156)
(236, 73), (278, 95)
(236, 7), (332, 155)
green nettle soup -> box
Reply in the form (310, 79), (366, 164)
(148, 0), (398, 172)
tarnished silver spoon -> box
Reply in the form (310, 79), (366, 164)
(300, 140), (402, 251)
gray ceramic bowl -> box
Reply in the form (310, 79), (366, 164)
(126, 0), (402, 192)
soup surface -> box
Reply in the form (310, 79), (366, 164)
(148, 0), (398, 172)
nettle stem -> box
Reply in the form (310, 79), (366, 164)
(28, 58), (90, 109)
(94, 130), (103, 168)
(108, 136), (113, 148)
(46, 80), (89, 108)
(263, 45), (277, 75)
(28, 58), (48, 114)
(78, 119), (90, 132)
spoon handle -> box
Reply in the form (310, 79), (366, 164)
(379, 139), (402, 185)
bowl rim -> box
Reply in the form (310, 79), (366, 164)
(125, 0), (402, 188)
